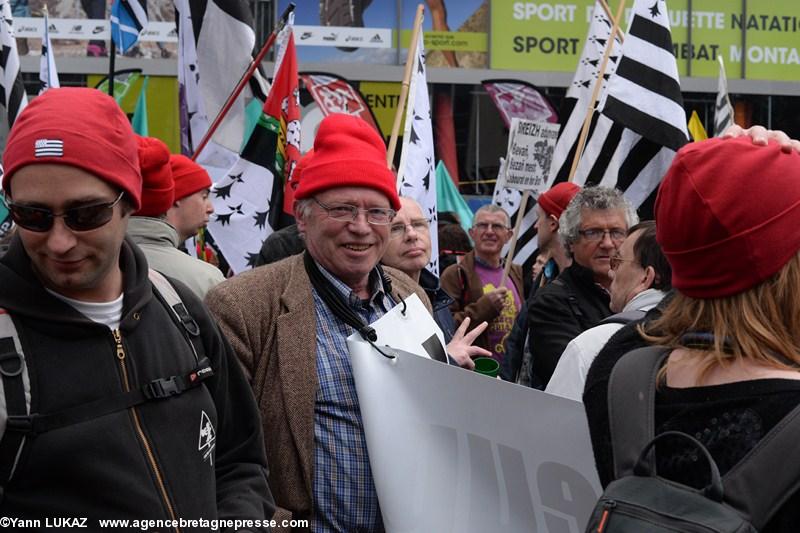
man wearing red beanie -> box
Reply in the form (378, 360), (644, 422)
(206, 113), (489, 532)
(0, 88), (273, 526)
(166, 154), (215, 242)
(128, 137), (224, 298)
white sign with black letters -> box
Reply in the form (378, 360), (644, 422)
(348, 339), (602, 533)
(504, 118), (560, 195)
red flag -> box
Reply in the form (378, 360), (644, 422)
(265, 35), (301, 217)
(300, 72), (381, 135)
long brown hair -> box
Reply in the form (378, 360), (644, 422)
(641, 251), (800, 378)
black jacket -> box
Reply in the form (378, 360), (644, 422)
(0, 236), (273, 529)
(527, 261), (611, 386)
(418, 268), (457, 345)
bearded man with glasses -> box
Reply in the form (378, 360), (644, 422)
(0, 88), (273, 526)
(205, 114), (488, 532)
(526, 186), (639, 388)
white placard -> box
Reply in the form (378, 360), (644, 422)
(504, 118), (560, 195)
(348, 341), (602, 533)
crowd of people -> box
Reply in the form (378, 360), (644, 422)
(1, 86), (800, 531)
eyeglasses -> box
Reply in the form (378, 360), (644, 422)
(610, 254), (637, 271)
(6, 191), (125, 232)
(389, 219), (430, 238)
(473, 222), (509, 232)
(578, 228), (626, 242)
(312, 197), (396, 225)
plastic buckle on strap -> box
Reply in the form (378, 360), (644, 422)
(6, 414), (34, 434)
(143, 377), (181, 400)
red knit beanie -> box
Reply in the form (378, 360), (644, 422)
(169, 154), (212, 201)
(2, 87), (142, 209)
(294, 114), (400, 210)
(655, 136), (800, 298)
(135, 136), (174, 217)
(538, 182), (581, 219)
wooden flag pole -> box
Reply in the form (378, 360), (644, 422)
(566, 0), (626, 183)
(598, 0), (625, 43)
(386, 4), (424, 168)
(191, 2), (296, 161)
(500, 189), (531, 287)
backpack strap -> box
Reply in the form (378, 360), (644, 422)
(598, 309), (647, 327)
(721, 401), (800, 529)
(148, 269), (205, 362)
(607, 345), (670, 479)
(0, 309), (30, 484)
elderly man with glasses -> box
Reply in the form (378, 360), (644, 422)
(205, 114), (487, 533)
(441, 204), (525, 364)
(525, 186), (638, 388)
(0, 88), (273, 526)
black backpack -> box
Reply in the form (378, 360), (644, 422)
(584, 346), (800, 533)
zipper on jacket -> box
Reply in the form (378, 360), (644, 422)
(596, 500), (615, 532)
(112, 329), (180, 533)
(596, 498), (721, 533)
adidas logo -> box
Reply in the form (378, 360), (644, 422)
(167, 28), (178, 37)
(370, 34), (382, 43)
(48, 23), (57, 32)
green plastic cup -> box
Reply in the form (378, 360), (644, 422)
(474, 357), (500, 378)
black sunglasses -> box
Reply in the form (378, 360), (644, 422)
(6, 191), (125, 232)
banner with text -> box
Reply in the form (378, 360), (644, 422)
(504, 118), (560, 195)
(349, 341), (602, 533)
(490, 0), (800, 81)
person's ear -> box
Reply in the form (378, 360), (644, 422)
(641, 265), (656, 291)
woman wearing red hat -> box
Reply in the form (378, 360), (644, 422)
(585, 136), (800, 531)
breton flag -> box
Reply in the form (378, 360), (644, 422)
(110, 0), (147, 54)
(397, 31), (439, 276)
(38, 11), (60, 94)
(176, 0), (268, 164)
(206, 21), (300, 274)
(714, 55), (734, 136)
(573, 0), (688, 211)
(0, 0), (27, 128)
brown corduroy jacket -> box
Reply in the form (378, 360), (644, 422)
(205, 253), (430, 531)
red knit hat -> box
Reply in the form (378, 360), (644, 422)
(169, 154), (212, 201)
(538, 182), (581, 219)
(2, 87), (142, 209)
(655, 136), (800, 298)
(294, 114), (400, 210)
(135, 136), (174, 217)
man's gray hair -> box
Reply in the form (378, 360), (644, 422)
(294, 198), (315, 219)
(558, 186), (639, 250)
(474, 204), (511, 227)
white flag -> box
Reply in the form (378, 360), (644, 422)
(0, 0), (27, 128)
(714, 55), (734, 136)
(397, 31), (439, 276)
(39, 12), (60, 94)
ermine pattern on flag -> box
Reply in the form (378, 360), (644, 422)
(0, 0), (28, 128)
(714, 56), (734, 136)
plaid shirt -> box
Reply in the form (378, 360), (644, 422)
(311, 263), (394, 532)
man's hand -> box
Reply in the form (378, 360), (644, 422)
(446, 317), (492, 370)
(484, 287), (509, 312)
(722, 124), (800, 154)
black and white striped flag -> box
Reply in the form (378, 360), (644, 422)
(714, 55), (734, 136)
(0, 0), (28, 129)
(38, 11), (60, 94)
(574, 0), (688, 213)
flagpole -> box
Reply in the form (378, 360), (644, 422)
(566, 0), (626, 183)
(500, 189), (531, 287)
(191, 2), (296, 161)
(386, 4), (424, 168)
(598, 0), (625, 43)
(108, 40), (116, 97)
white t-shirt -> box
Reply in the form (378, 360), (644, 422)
(46, 289), (124, 330)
